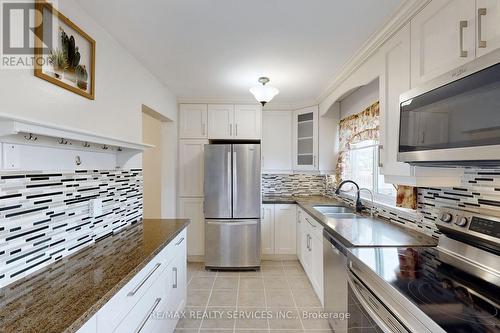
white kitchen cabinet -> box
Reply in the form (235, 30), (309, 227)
(179, 140), (207, 197)
(298, 209), (324, 305)
(310, 231), (324, 306)
(410, 0), (476, 87)
(77, 316), (96, 333)
(95, 229), (187, 333)
(207, 104), (234, 139)
(179, 104), (208, 139)
(275, 204), (297, 255)
(379, 23), (414, 178)
(293, 106), (319, 171)
(261, 204), (296, 256)
(206, 104), (261, 140)
(179, 197), (205, 256)
(234, 104), (262, 139)
(261, 204), (275, 255)
(476, 0), (500, 57)
(296, 208), (303, 263)
(262, 111), (293, 172)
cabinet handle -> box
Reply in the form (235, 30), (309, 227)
(230, 124), (233, 136)
(235, 124), (238, 136)
(478, 8), (487, 48)
(377, 145), (383, 168)
(262, 208), (265, 219)
(305, 217), (316, 228)
(128, 263), (162, 296)
(173, 267), (178, 288)
(134, 297), (162, 333)
(175, 237), (185, 246)
(202, 123), (207, 136)
(459, 20), (468, 57)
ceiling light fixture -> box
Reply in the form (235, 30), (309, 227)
(249, 77), (279, 106)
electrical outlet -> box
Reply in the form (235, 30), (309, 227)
(89, 198), (103, 217)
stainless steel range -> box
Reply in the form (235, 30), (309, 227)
(344, 208), (500, 332)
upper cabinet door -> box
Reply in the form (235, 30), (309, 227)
(179, 104), (208, 139)
(179, 139), (207, 197)
(234, 105), (262, 139)
(262, 111), (293, 172)
(410, 0), (476, 87)
(293, 106), (318, 171)
(379, 24), (414, 178)
(207, 104), (235, 139)
(476, 0), (500, 57)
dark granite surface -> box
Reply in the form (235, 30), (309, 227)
(0, 219), (189, 333)
(263, 195), (437, 247)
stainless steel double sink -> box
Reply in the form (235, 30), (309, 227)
(313, 205), (358, 219)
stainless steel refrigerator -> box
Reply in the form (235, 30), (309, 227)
(204, 143), (261, 269)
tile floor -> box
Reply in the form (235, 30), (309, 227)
(175, 260), (333, 333)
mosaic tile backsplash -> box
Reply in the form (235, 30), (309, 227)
(418, 168), (500, 233)
(262, 174), (326, 196)
(0, 169), (143, 287)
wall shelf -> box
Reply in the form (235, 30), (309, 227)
(0, 114), (153, 171)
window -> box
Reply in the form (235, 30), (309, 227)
(336, 101), (396, 204)
(345, 140), (396, 201)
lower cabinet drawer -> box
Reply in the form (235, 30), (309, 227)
(113, 268), (170, 333)
(97, 229), (186, 332)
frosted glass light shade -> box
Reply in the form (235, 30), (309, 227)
(250, 84), (279, 105)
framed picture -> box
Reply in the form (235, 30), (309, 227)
(34, 1), (96, 100)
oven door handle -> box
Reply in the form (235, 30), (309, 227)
(347, 271), (407, 333)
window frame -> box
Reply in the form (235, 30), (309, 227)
(345, 140), (396, 205)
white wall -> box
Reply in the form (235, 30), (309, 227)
(0, 0), (177, 143)
(0, 0), (179, 216)
(339, 79), (379, 119)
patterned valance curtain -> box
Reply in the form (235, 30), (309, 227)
(335, 101), (380, 184)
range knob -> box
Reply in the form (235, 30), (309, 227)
(455, 216), (469, 227)
(439, 212), (453, 223)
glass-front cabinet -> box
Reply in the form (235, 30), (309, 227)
(293, 106), (318, 171)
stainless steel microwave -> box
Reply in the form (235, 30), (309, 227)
(398, 48), (500, 166)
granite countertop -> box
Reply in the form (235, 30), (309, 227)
(263, 195), (437, 247)
(0, 219), (190, 333)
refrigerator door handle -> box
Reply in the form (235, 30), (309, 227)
(227, 151), (232, 217)
(233, 150), (238, 214)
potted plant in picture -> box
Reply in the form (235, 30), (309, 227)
(76, 65), (88, 90)
(48, 48), (68, 79)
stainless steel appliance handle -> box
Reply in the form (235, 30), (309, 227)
(459, 20), (468, 57)
(478, 8), (487, 48)
(172, 267), (178, 288)
(347, 271), (408, 333)
(232, 151), (238, 212)
(134, 297), (162, 333)
(207, 220), (258, 226)
(227, 151), (232, 216)
(305, 217), (316, 228)
(128, 263), (161, 296)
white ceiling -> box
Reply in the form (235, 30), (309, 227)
(76, 0), (403, 107)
